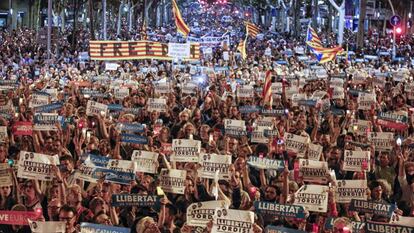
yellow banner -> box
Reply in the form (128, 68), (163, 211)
(89, 40), (200, 61)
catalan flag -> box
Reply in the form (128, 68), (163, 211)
(306, 25), (323, 48)
(245, 21), (260, 38)
(172, 0), (190, 37)
(237, 37), (247, 60)
(262, 70), (272, 106)
(307, 42), (344, 64)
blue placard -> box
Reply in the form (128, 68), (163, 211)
(80, 223), (130, 233)
(260, 109), (286, 116)
(239, 105), (261, 114)
(254, 201), (305, 219)
(377, 112), (408, 123)
(33, 102), (63, 113)
(108, 104), (123, 112)
(105, 169), (135, 185)
(111, 194), (159, 207)
(349, 199), (396, 216)
(298, 99), (317, 107)
(365, 222), (413, 233)
(0, 79), (18, 85)
(117, 123), (145, 133)
(123, 107), (142, 114)
(120, 134), (148, 144)
(83, 154), (110, 167)
(265, 226), (306, 233)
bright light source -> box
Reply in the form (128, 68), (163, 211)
(235, 10), (239, 14)
(409, 13), (412, 19)
(396, 27), (402, 34)
(10, 9), (13, 15)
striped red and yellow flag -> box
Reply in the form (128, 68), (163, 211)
(237, 38), (247, 60)
(245, 21), (260, 38)
(172, 0), (190, 37)
(262, 70), (272, 106)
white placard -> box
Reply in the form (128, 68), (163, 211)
(250, 126), (269, 144)
(367, 132), (394, 151)
(284, 133), (309, 157)
(86, 100), (108, 117)
(105, 63), (119, 71)
(294, 184), (329, 213)
(198, 153), (231, 180)
(147, 98), (167, 113)
(223, 51), (229, 61)
(17, 151), (59, 181)
(348, 119), (372, 136)
(107, 159), (136, 173)
(114, 88), (129, 99)
(131, 150), (159, 174)
(343, 150), (370, 172)
(0, 126), (7, 142)
(182, 82), (198, 94)
(336, 180), (368, 203)
(271, 82), (283, 94)
(237, 85), (254, 98)
(224, 119), (247, 137)
(187, 200), (228, 227)
(357, 93), (376, 110)
(168, 43), (191, 58)
(172, 139), (201, 162)
(332, 87), (345, 99)
(299, 159), (329, 183)
(30, 94), (50, 108)
(33, 113), (61, 131)
(307, 143), (322, 161)
(212, 208), (254, 233)
(0, 163), (12, 187)
(154, 82), (172, 94)
(159, 169), (187, 194)
(29, 220), (65, 233)
(44, 88), (58, 101)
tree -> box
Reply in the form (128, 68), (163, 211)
(328, 0), (345, 45)
(356, 0), (366, 48)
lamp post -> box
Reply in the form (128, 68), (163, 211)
(387, 0), (396, 60)
(47, 0), (52, 61)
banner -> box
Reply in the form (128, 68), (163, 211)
(172, 139), (201, 162)
(12, 121), (33, 136)
(250, 126), (269, 144)
(265, 226), (306, 233)
(120, 134), (148, 144)
(160, 169), (187, 194)
(116, 123), (145, 133)
(28, 220), (65, 233)
(284, 133), (308, 157)
(307, 143), (322, 161)
(33, 113), (63, 131)
(336, 179), (368, 203)
(247, 156), (284, 170)
(198, 153), (231, 180)
(254, 201), (305, 219)
(261, 109), (285, 117)
(212, 208), (254, 233)
(299, 159), (329, 183)
(81, 89), (108, 98)
(111, 194), (159, 207)
(349, 199), (396, 216)
(131, 150), (159, 174)
(376, 112), (408, 130)
(187, 35), (229, 47)
(187, 200), (228, 227)
(390, 214), (414, 227)
(83, 154), (110, 167)
(17, 151), (59, 181)
(80, 223), (130, 233)
(343, 150), (370, 172)
(239, 105), (261, 114)
(182, 82), (198, 94)
(147, 98), (167, 112)
(86, 101), (108, 117)
(33, 102), (63, 113)
(89, 40), (200, 61)
(365, 221), (414, 233)
(0, 211), (42, 225)
(0, 163), (12, 187)
(224, 119), (247, 137)
(368, 132), (394, 151)
(168, 43), (191, 58)
(294, 185), (329, 213)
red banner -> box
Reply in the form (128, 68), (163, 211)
(12, 121), (33, 136)
(0, 211), (41, 225)
(376, 119), (408, 131)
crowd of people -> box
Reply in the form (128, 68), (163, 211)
(0, 3), (414, 233)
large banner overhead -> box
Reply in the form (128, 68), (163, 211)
(89, 40), (200, 61)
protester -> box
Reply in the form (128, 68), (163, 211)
(0, 3), (414, 233)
